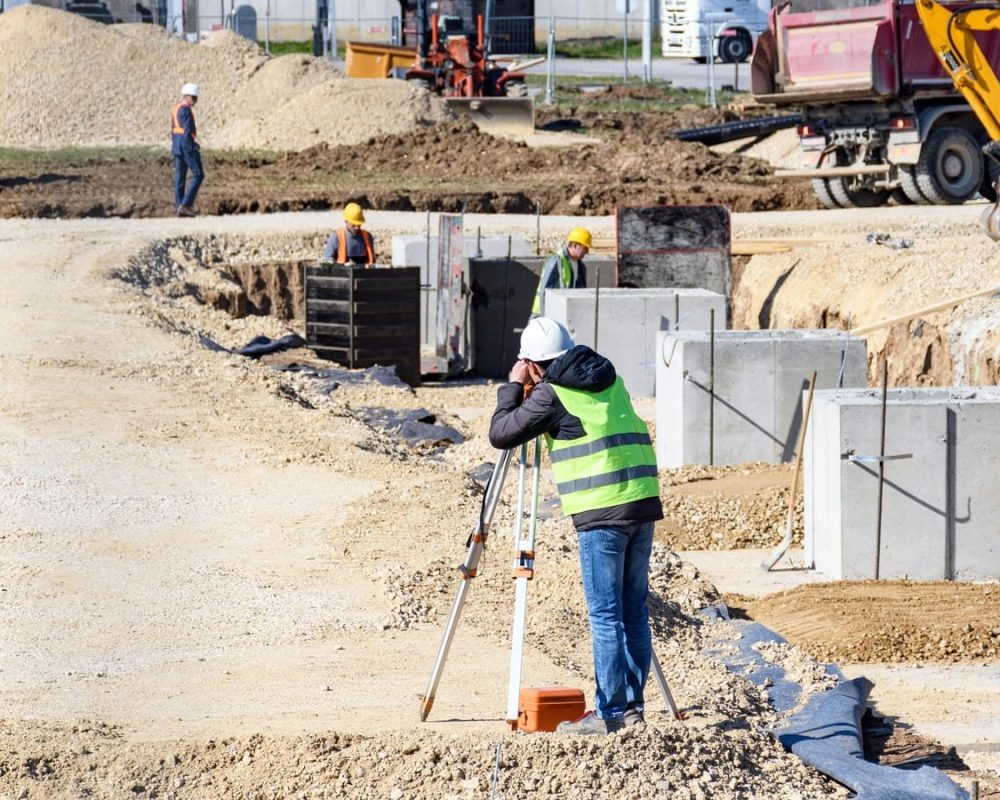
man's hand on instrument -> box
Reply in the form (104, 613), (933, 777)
(510, 360), (544, 398)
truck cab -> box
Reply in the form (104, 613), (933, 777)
(662, 0), (771, 62)
(751, 0), (1000, 206)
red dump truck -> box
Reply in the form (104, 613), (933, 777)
(750, 0), (1000, 207)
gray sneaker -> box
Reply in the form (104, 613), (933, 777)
(556, 711), (624, 736)
(623, 708), (645, 726)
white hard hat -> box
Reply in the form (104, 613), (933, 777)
(181, 83), (200, 97)
(519, 317), (575, 361)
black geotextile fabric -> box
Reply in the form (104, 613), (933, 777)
(702, 613), (968, 800)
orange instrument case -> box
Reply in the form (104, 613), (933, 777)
(516, 686), (586, 732)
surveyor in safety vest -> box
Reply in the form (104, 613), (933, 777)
(488, 317), (663, 736)
(531, 227), (591, 317)
(171, 82), (204, 218)
(322, 202), (376, 265)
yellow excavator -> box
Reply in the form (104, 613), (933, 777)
(917, 0), (1000, 237)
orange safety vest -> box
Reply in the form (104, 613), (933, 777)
(171, 102), (196, 137)
(336, 227), (375, 264)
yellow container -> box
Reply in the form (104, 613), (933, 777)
(345, 41), (417, 79)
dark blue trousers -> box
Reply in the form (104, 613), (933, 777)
(173, 148), (204, 209)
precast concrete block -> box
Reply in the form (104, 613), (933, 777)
(391, 234), (532, 347)
(546, 288), (727, 398)
(655, 331), (867, 467)
(805, 387), (1000, 580)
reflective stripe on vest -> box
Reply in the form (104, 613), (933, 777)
(545, 377), (660, 515)
(336, 228), (375, 264)
(531, 250), (575, 316)
(171, 102), (185, 135)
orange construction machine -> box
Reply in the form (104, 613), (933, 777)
(345, 0), (536, 135)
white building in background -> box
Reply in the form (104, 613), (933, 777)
(0, 0), (654, 45)
(187, 0), (651, 45)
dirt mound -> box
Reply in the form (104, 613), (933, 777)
(0, 6), (449, 150)
(743, 582), (1000, 663)
(0, 717), (841, 800)
(733, 213), (1000, 386)
(656, 464), (802, 550)
(0, 113), (818, 218)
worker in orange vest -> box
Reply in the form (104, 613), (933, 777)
(171, 82), (204, 218)
(322, 203), (376, 265)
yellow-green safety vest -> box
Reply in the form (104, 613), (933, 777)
(531, 250), (575, 316)
(545, 378), (660, 516)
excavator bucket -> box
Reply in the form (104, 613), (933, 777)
(445, 97), (535, 136)
(981, 183), (1000, 241)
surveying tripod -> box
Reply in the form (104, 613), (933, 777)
(418, 440), (684, 729)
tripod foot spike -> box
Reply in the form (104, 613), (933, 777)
(418, 694), (434, 722)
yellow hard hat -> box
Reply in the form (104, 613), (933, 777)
(343, 202), (365, 226)
(567, 226), (592, 249)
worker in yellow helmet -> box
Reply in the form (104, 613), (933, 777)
(531, 227), (591, 317)
(323, 202), (376, 265)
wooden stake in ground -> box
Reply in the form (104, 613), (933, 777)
(762, 370), (818, 571)
(850, 285), (1000, 337)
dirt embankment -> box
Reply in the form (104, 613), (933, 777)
(741, 582), (1000, 664)
(0, 116), (817, 219)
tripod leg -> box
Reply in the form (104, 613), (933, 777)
(419, 449), (513, 721)
(649, 650), (685, 721)
(505, 439), (542, 729)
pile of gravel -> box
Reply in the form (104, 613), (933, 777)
(0, 6), (450, 150)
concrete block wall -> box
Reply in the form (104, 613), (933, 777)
(392, 235), (533, 348)
(656, 331), (867, 467)
(805, 387), (1000, 581)
(546, 288), (727, 398)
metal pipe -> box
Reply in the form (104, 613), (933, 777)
(709, 308), (715, 465)
(593, 266), (602, 350)
(623, 3), (629, 83)
(544, 16), (555, 105)
(674, 293), (680, 331)
(535, 201), (541, 254)
(875, 359), (888, 579)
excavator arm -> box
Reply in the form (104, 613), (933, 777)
(917, 0), (1000, 236)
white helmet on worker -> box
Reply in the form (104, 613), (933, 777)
(519, 317), (575, 362)
(181, 83), (200, 98)
(567, 226), (592, 250)
(343, 202), (365, 226)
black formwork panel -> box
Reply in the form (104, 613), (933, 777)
(469, 255), (616, 380)
(615, 205), (732, 298)
(305, 265), (420, 386)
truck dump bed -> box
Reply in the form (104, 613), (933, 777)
(751, 0), (981, 104)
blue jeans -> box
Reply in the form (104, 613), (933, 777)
(576, 521), (654, 721)
(173, 149), (204, 209)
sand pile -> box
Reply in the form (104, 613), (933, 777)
(0, 7), (450, 150)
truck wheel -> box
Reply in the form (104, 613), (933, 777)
(898, 166), (930, 204)
(811, 178), (843, 209)
(979, 156), (1000, 202)
(915, 127), (983, 204)
(890, 187), (913, 205)
(718, 29), (753, 63)
(828, 178), (890, 208)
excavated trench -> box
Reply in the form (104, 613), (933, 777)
(117, 230), (1000, 390)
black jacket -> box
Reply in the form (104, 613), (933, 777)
(488, 345), (663, 531)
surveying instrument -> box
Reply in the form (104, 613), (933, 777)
(418, 439), (684, 729)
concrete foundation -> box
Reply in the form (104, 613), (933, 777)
(546, 288), (727, 398)
(392, 235), (533, 348)
(656, 330), (867, 467)
(805, 387), (1000, 581)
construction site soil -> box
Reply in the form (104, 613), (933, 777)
(0, 114), (817, 220)
(2, 7), (998, 798)
(3, 207), (998, 799)
(0, 7), (816, 220)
